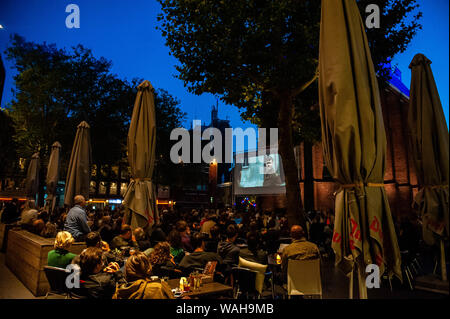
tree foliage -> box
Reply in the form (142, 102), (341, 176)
(4, 34), (186, 187)
(157, 0), (422, 225)
(0, 108), (18, 178)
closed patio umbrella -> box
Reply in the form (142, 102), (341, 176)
(45, 141), (61, 213)
(407, 53), (449, 281)
(64, 121), (92, 207)
(25, 152), (40, 201)
(318, 0), (402, 298)
(122, 80), (159, 230)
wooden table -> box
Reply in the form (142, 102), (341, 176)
(168, 278), (233, 298)
(5, 229), (86, 296)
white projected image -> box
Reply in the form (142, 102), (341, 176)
(234, 152), (286, 195)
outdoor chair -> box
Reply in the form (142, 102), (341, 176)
(231, 267), (258, 299)
(401, 251), (415, 290)
(238, 257), (271, 298)
(287, 258), (322, 298)
(43, 266), (84, 299)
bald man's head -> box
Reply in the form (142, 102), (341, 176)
(74, 195), (86, 207)
(290, 225), (305, 240)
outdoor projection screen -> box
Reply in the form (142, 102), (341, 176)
(233, 149), (286, 195)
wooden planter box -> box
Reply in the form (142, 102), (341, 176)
(0, 223), (18, 252)
(5, 230), (86, 297)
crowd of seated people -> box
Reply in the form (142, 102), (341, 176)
(1, 194), (336, 299)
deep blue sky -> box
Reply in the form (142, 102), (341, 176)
(0, 0), (448, 153)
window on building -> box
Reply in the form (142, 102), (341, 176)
(99, 181), (107, 194)
(111, 166), (119, 179)
(120, 183), (128, 196)
(110, 182), (117, 195)
(89, 181), (97, 194)
(101, 165), (109, 179)
(91, 164), (97, 177)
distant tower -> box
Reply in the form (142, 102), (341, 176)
(211, 99), (219, 125)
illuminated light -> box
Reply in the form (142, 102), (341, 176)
(0, 25), (4, 29)
(169, 201), (172, 204)
(276, 253), (282, 265)
(0, 198), (27, 201)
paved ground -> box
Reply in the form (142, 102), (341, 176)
(0, 252), (446, 299)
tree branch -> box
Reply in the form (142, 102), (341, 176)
(291, 67), (319, 98)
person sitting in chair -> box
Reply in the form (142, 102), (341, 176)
(78, 247), (125, 299)
(239, 232), (268, 265)
(281, 225), (320, 276)
(110, 224), (139, 250)
(47, 231), (77, 269)
(113, 252), (174, 299)
(179, 232), (222, 271)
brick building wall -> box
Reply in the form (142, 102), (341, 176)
(294, 84), (418, 219)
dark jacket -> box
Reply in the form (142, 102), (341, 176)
(179, 251), (222, 270)
(239, 248), (268, 265)
(151, 260), (177, 278)
(137, 239), (152, 252)
(262, 229), (281, 254)
(80, 271), (125, 299)
(204, 239), (219, 253)
(110, 235), (139, 250)
(1, 202), (19, 224)
(217, 241), (240, 266)
(150, 227), (167, 246)
(64, 205), (90, 240)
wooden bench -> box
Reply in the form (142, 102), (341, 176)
(5, 229), (86, 297)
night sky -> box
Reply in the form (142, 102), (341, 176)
(0, 0), (448, 153)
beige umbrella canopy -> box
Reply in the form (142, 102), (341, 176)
(122, 80), (159, 230)
(45, 141), (61, 212)
(408, 53), (449, 280)
(25, 152), (40, 201)
(408, 54), (449, 243)
(64, 121), (92, 207)
(318, 0), (402, 297)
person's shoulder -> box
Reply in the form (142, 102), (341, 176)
(67, 252), (77, 259)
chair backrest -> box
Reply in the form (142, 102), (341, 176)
(238, 257), (267, 294)
(287, 258), (322, 297)
(44, 266), (70, 294)
(231, 267), (258, 295)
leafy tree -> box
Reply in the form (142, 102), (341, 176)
(0, 108), (18, 183)
(157, 0), (422, 227)
(153, 88), (187, 186)
(4, 35), (186, 203)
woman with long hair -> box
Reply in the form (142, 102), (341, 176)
(113, 252), (174, 299)
(148, 241), (176, 277)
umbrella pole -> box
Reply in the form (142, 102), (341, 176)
(440, 239), (447, 282)
(349, 268), (354, 299)
(357, 262), (368, 299)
